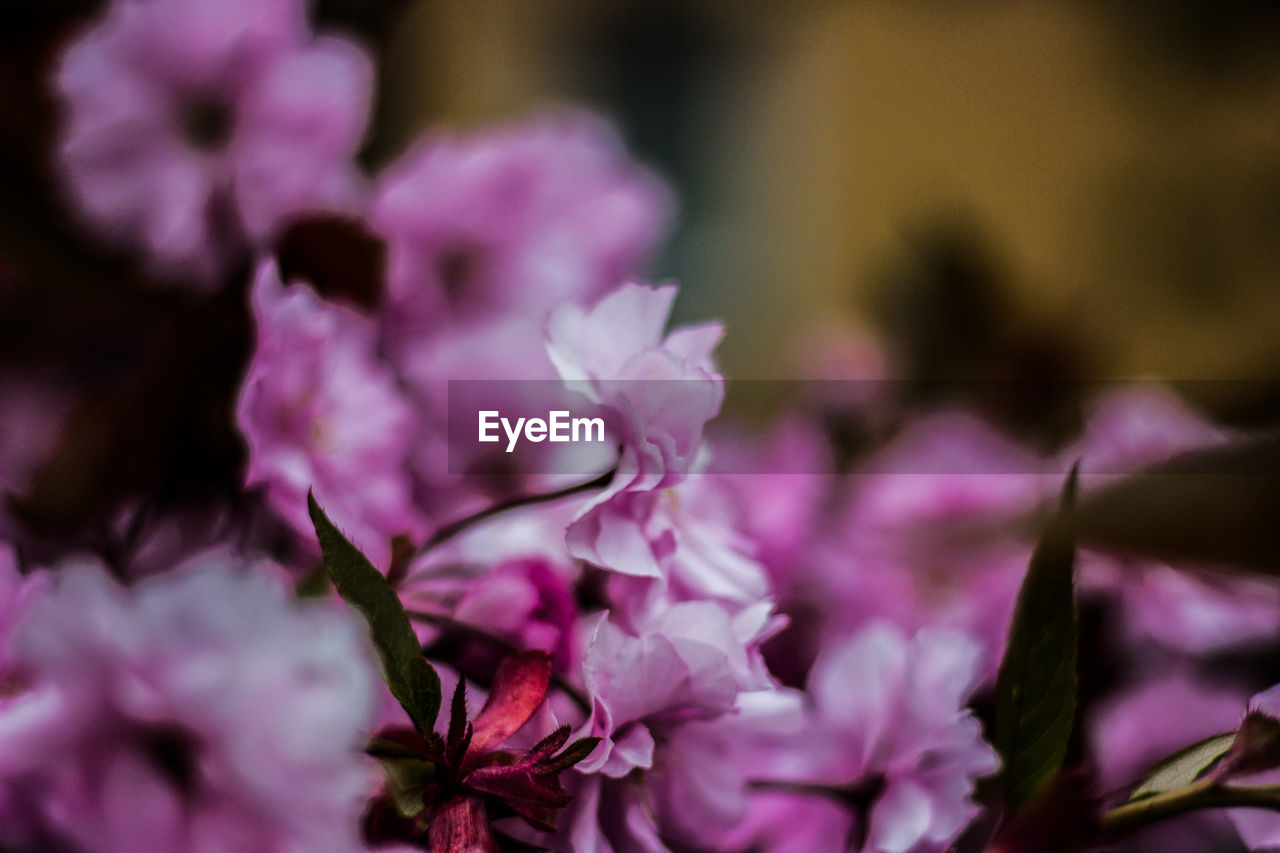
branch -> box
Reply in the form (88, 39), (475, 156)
(1099, 780), (1280, 838)
(410, 466), (615, 562)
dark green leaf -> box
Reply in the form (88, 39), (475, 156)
(407, 657), (442, 737)
(294, 561), (331, 598)
(540, 737), (601, 774)
(446, 677), (471, 767)
(995, 466), (1079, 809)
(1075, 434), (1280, 574)
(380, 756), (435, 818)
(366, 736), (432, 762)
(1129, 732), (1236, 801)
(307, 492), (439, 735)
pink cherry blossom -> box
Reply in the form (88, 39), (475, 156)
(807, 412), (1051, 679)
(736, 623), (999, 853)
(0, 551), (380, 853)
(237, 260), (420, 569)
(372, 110), (671, 339)
(547, 282), (723, 491)
(403, 557), (578, 673)
(576, 468), (774, 614)
(547, 282), (745, 612)
(575, 599), (777, 780)
(55, 0), (373, 285)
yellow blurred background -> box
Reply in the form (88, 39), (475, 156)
(372, 1), (1280, 398)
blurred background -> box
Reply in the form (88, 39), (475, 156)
(369, 1), (1280, 396)
(3, 0), (1280, 539)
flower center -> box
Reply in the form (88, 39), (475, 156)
(435, 242), (485, 306)
(138, 723), (203, 795)
(180, 96), (235, 151)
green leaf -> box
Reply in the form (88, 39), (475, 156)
(1129, 732), (1236, 801)
(1074, 434), (1280, 574)
(294, 561), (331, 598)
(380, 756), (435, 818)
(995, 466), (1079, 810)
(540, 736), (601, 775)
(307, 492), (439, 735)
(407, 657), (442, 736)
(446, 677), (471, 767)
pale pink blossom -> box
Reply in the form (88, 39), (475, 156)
(372, 110), (671, 338)
(734, 623), (1000, 853)
(812, 412), (1051, 678)
(575, 600), (777, 780)
(237, 261), (420, 569)
(547, 282), (723, 491)
(1, 552), (380, 853)
(55, 0), (373, 285)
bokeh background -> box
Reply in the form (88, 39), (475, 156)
(4, 0), (1280, 544)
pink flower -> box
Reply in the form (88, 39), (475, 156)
(1, 552), (380, 853)
(403, 557), (578, 673)
(547, 282), (723, 490)
(55, 0), (373, 285)
(537, 690), (807, 853)
(650, 689), (808, 847)
(548, 283), (744, 606)
(372, 110), (671, 337)
(738, 623), (1000, 853)
(575, 601), (776, 779)
(811, 412), (1050, 679)
(0, 545), (48, 681)
(579, 471), (774, 613)
(237, 260), (420, 569)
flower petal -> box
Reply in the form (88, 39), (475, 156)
(467, 650), (551, 759)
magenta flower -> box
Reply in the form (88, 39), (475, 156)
(237, 260), (420, 569)
(813, 412), (1050, 679)
(372, 110), (671, 337)
(575, 472), (774, 614)
(55, 0), (373, 286)
(649, 689), (808, 848)
(736, 623), (1000, 853)
(547, 282), (723, 490)
(575, 601), (777, 780)
(0, 552), (380, 853)
(547, 282), (740, 606)
(403, 557), (579, 673)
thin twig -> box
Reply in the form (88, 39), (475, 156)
(411, 466), (616, 561)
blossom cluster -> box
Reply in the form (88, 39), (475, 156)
(0, 1), (1277, 852)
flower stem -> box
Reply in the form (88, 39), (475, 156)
(410, 467), (616, 563)
(1098, 780), (1280, 837)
